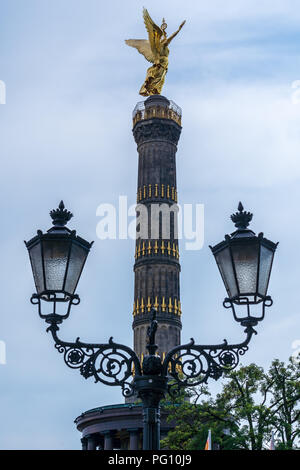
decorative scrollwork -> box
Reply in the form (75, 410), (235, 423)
(48, 324), (142, 398)
(66, 348), (85, 366)
(163, 326), (256, 395)
(42, 308), (256, 400)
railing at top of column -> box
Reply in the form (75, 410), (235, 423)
(133, 100), (182, 126)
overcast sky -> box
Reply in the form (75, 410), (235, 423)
(1, 0), (300, 450)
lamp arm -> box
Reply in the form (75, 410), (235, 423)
(162, 324), (256, 396)
(46, 322), (142, 398)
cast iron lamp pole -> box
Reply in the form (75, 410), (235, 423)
(25, 201), (278, 451)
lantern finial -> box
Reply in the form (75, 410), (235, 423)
(231, 202), (253, 230)
(50, 201), (73, 227)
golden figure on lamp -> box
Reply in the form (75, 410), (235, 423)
(125, 8), (185, 96)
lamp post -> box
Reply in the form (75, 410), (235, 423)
(25, 201), (278, 451)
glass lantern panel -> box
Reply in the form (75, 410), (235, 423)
(64, 243), (88, 294)
(215, 247), (238, 298)
(258, 245), (274, 296)
(43, 240), (70, 291)
(231, 242), (259, 295)
(29, 243), (44, 294)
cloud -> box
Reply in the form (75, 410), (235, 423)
(176, 82), (300, 189)
(1, 0), (300, 450)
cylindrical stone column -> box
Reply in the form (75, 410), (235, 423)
(81, 437), (88, 450)
(132, 95), (182, 361)
(86, 434), (97, 450)
(129, 428), (140, 450)
(104, 431), (114, 450)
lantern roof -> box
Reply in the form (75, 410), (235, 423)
(25, 201), (93, 250)
(210, 202), (278, 254)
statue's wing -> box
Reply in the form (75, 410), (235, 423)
(143, 8), (163, 59)
(125, 39), (155, 63)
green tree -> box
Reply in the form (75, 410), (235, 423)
(218, 363), (274, 450)
(160, 384), (210, 450)
(265, 357), (300, 449)
(160, 358), (300, 450)
(160, 384), (239, 450)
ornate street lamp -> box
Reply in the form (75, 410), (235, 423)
(210, 202), (278, 326)
(25, 201), (93, 323)
(25, 201), (278, 450)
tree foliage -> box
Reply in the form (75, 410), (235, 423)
(161, 357), (300, 450)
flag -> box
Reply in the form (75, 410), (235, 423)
(204, 429), (212, 450)
(270, 431), (275, 450)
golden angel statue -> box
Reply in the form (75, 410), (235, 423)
(125, 8), (186, 96)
